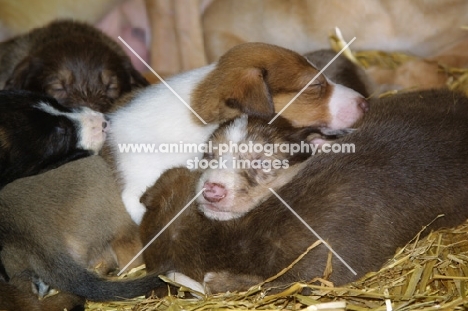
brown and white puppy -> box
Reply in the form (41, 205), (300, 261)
(107, 42), (368, 224)
(0, 20), (148, 112)
(140, 89), (468, 294)
(0, 156), (164, 303)
(194, 115), (348, 220)
(140, 115), (350, 293)
(0, 90), (107, 189)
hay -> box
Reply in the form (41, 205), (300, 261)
(84, 218), (468, 311)
(329, 28), (468, 96)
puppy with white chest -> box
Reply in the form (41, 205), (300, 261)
(106, 42), (368, 224)
(0, 90), (107, 189)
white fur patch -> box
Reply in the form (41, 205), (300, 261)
(326, 82), (365, 130)
(224, 114), (248, 143)
(36, 102), (106, 154)
(166, 271), (205, 295)
(108, 64), (219, 224)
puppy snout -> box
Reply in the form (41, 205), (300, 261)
(203, 182), (227, 203)
(357, 97), (369, 113)
(77, 109), (107, 153)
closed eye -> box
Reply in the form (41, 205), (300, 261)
(49, 83), (65, 92)
(107, 83), (119, 91)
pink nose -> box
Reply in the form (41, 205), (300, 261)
(358, 97), (370, 113)
(203, 182), (227, 203)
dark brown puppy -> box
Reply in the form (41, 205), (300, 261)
(140, 116), (351, 294)
(0, 20), (148, 112)
(140, 90), (468, 294)
(0, 156), (163, 303)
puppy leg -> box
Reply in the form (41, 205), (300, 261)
(204, 271), (264, 294)
(111, 229), (144, 271)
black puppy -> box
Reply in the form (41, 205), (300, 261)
(0, 20), (148, 112)
(0, 90), (107, 189)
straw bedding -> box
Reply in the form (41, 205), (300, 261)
(84, 218), (468, 311)
(83, 33), (468, 311)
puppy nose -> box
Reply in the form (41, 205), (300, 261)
(203, 182), (227, 203)
(358, 97), (370, 113)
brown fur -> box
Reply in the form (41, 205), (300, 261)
(0, 20), (148, 112)
(0, 156), (162, 303)
(0, 279), (84, 311)
(190, 42), (367, 127)
(193, 116), (346, 220)
(140, 90), (468, 294)
(203, 0), (468, 62)
(0, 156), (142, 275)
(140, 117), (352, 293)
(202, 0), (468, 92)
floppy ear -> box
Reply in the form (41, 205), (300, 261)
(4, 57), (42, 90)
(128, 66), (150, 88)
(225, 67), (274, 119)
(140, 167), (199, 210)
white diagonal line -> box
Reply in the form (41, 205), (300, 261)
(118, 36), (207, 125)
(268, 37), (356, 124)
(269, 188), (357, 275)
(117, 188), (205, 276)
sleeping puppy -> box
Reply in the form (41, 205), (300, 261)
(203, 0), (468, 62)
(0, 20), (148, 112)
(140, 115), (350, 294)
(194, 115), (350, 221)
(140, 89), (468, 294)
(106, 42), (369, 224)
(0, 156), (164, 304)
(0, 90), (107, 189)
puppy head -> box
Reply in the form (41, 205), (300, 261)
(4, 38), (148, 113)
(195, 115), (316, 221)
(192, 42), (368, 128)
(0, 91), (107, 186)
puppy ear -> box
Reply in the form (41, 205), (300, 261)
(225, 67), (274, 119)
(4, 57), (42, 90)
(129, 67), (150, 88)
(140, 167), (199, 210)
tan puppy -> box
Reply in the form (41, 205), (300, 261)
(203, 0), (468, 91)
(203, 0), (468, 62)
(0, 156), (164, 303)
(0, 0), (120, 40)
